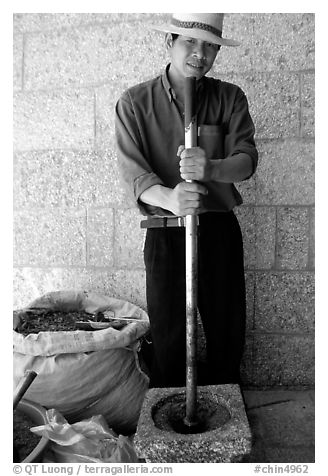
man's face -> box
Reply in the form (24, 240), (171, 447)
(166, 34), (220, 83)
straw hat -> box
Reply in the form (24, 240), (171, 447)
(153, 13), (240, 47)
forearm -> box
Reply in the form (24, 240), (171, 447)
(139, 185), (173, 212)
(140, 182), (209, 217)
(209, 153), (253, 183)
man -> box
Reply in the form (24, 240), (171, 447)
(115, 14), (258, 388)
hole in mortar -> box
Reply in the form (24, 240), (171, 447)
(152, 391), (231, 435)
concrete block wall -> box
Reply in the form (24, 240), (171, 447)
(13, 13), (315, 387)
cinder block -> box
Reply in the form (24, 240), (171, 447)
(104, 22), (166, 85)
(254, 208), (276, 269)
(95, 269), (147, 309)
(96, 84), (129, 150)
(13, 267), (76, 309)
(57, 150), (126, 208)
(251, 333), (314, 386)
(308, 207), (315, 270)
(240, 335), (254, 385)
(256, 139), (314, 205)
(13, 13), (162, 34)
(217, 72), (255, 100)
(14, 150), (65, 208)
(254, 272), (315, 332)
(23, 21), (166, 91)
(235, 207), (256, 269)
(13, 13), (94, 33)
(245, 272), (255, 331)
(301, 73), (315, 138)
(13, 33), (23, 91)
(13, 90), (94, 150)
(235, 175), (257, 206)
(251, 13), (315, 72)
(13, 210), (87, 266)
(13, 150), (126, 208)
(235, 206), (276, 270)
(13, 267), (147, 311)
(114, 208), (145, 268)
(24, 25), (111, 90)
(212, 14), (255, 74)
(250, 72), (300, 139)
(87, 208), (114, 267)
(276, 207), (309, 269)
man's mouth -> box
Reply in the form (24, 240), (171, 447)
(186, 62), (205, 71)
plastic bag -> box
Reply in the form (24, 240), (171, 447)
(32, 409), (139, 463)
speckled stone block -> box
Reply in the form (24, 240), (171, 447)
(87, 208), (114, 267)
(13, 90), (94, 150)
(308, 207), (315, 270)
(23, 20), (166, 91)
(114, 208), (146, 268)
(301, 73), (315, 138)
(276, 207), (309, 269)
(235, 206), (276, 270)
(13, 267), (147, 310)
(96, 84), (124, 149)
(13, 13), (163, 34)
(251, 333), (314, 386)
(217, 70), (301, 140)
(135, 385), (252, 463)
(245, 272), (255, 331)
(212, 14), (254, 73)
(13, 150), (126, 209)
(235, 174), (256, 205)
(256, 139), (314, 206)
(251, 13), (314, 72)
(13, 34), (23, 91)
(255, 272), (315, 332)
(250, 72), (300, 140)
(13, 209), (87, 266)
(240, 336), (254, 385)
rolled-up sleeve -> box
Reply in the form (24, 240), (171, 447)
(224, 87), (258, 179)
(115, 92), (164, 212)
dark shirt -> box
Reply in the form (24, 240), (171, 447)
(115, 64), (258, 216)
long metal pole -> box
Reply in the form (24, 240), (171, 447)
(184, 76), (198, 428)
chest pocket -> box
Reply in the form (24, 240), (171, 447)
(198, 125), (225, 160)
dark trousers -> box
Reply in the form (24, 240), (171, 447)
(143, 211), (246, 388)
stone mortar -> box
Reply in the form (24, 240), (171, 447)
(135, 384), (252, 463)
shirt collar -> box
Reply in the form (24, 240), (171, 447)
(162, 64), (175, 102)
(162, 64), (205, 103)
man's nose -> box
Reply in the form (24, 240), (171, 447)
(192, 42), (206, 59)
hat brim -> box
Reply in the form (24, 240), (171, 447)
(152, 24), (240, 47)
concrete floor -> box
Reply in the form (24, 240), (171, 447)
(29, 385), (316, 464)
(242, 388), (315, 463)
